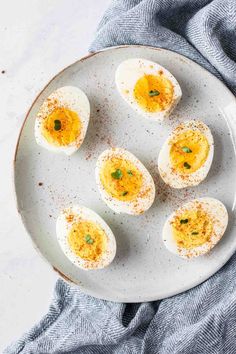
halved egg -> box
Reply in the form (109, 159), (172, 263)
(95, 148), (155, 215)
(56, 205), (116, 270)
(115, 58), (182, 121)
(35, 86), (90, 155)
(158, 120), (214, 188)
(163, 198), (228, 259)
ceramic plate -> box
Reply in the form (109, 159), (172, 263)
(14, 46), (236, 302)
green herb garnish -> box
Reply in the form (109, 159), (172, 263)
(54, 119), (61, 131)
(122, 191), (128, 196)
(85, 234), (94, 244)
(149, 89), (160, 97)
(184, 162), (191, 169)
(111, 169), (123, 179)
(182, 146), (192, 153)
(191, 231), (199, 235)
(127, 170), (133, 176)
(180, 219), (189, 224)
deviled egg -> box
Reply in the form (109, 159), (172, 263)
(95, 148), (155, 215)
(115, 58), (182, 121)
(158, 120), (214, 188)
(56, 205), (116, 270)
(163, 198), (228, 259)
(35, 86), (90, 155)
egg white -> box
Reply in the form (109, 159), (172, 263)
(115, 58), (182, 121)
(158, 120), (214, 188)
(56, 205), (116, 270)
(162, 198), (228, 259)
(95, 148), (156, 215)
(35, 86), (90, 155)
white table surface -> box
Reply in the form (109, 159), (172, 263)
(0, 0), (110, 350)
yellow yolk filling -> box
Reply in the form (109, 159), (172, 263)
(170, 130), (209, 174)
(171, 208), (213, 249)
(100, 157), (143, 201)
(68, 220), (107, 262)
(133, 73), (174, 112)
(41, 107), (81, 146)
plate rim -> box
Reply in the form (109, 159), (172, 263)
(13, 44), (236, 303)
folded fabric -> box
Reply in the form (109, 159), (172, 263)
(5, 0), (236, 353)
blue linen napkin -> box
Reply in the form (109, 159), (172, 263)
(5, 1), (236, 353)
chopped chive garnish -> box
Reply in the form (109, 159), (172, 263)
(85, 234), (94, 244)
(127, 170), (133, 176)
(182, 146), (192, 153)
(192, 231), (199, 235)
(180, 219), (188, 224)
(149, 89), (160, 97)
(111, 169), (123, 179)
(184, 162), (191, 169)
(122, 191), (128, 196)
(54, 119), (61, 131)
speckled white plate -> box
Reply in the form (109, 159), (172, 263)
(14, 45), (236, 302)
